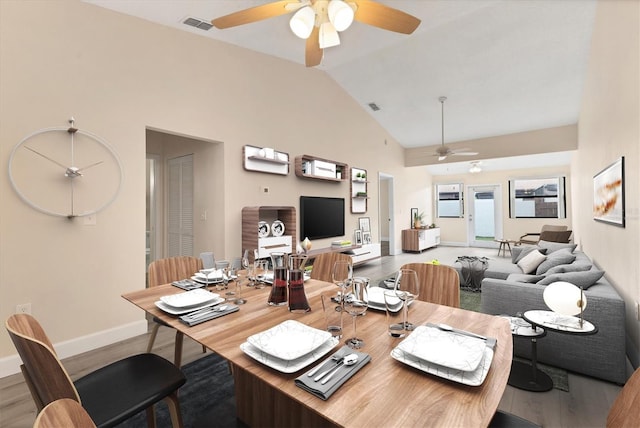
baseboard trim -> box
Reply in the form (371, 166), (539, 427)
(0, 320), (148, 378)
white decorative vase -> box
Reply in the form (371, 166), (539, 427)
(302, 237), (312, 252)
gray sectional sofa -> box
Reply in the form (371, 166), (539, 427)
(477, 241), (626, 384)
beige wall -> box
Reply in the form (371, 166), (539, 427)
(575, 0), (640, 366)
(432, 165), (572, 244)
(0, 0), (428, 365)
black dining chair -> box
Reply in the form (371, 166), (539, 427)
(6, 313), (186, 428)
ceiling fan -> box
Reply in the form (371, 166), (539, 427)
(211, 0), (421, 67)
(433, 96), (479, 161)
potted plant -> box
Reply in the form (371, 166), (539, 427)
(413, 211), (424, 229)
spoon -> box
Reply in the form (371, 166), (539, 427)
(320, 354), (359, 385)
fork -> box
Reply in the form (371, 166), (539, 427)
(307, 352), (344, 377)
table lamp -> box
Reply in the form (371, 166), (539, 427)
(543, 281), (587, 328)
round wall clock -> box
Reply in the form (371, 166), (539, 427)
(8, 118), (123, 218)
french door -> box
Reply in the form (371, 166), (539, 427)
(467, 185), (502, 248)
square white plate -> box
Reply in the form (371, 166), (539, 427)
(395, 325), (486, 372)
(365, 286), (404, 312)
(391, 343), (494, 387)
(241, 337), (338, 373)
(247, 320), (332, 361)
(154, 296), (225, 315)
(159, 289), (220, 309)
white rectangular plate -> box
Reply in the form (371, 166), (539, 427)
(159, 289), (220, 308)
(241, 337), (339, 373)
(154, 297), (225, 315)
(395, 325), (486, 372)
(247, 320), (332, 361)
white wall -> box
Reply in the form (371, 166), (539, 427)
(575, 0), (640, 367)
(0, 0), (429, 367)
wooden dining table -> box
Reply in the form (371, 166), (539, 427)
(123, 278), (512, 427)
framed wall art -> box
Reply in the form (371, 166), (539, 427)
(362, 231), (372, 245)
(354, 229), (363, 245)
(358, 217), (370, 233)
(593, 156), (625, 227)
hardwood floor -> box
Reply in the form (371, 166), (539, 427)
(0, 246), (622, 427)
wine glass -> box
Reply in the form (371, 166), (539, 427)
(331, 260), (353, 301)
(214, 260), (230, 292)
(242, 249), (253, 287)
(394, 269), (420, 332)
(254, 260), (268, 289)
(343, 278), (368, 349)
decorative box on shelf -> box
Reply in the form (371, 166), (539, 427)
(295, 155), (348, 182)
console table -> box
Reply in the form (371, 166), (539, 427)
(402, 228), (440, 252)
(305, 243), (381, 267)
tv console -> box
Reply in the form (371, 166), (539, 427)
(305, 243), (381, 267)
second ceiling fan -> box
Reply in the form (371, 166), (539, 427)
(211, 0), (421, 67)
(433, 96), (479, 161)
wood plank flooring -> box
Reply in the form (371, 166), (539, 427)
(0, 246), (623, 428)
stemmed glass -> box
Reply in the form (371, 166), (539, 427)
(254, 260), (268, 289)
(394, 269), (420, 332)
(331, 260), (353, 301)
(242, 250), (253, 287)
(214, 260), (230, 292)
(343, 278), (368, 349)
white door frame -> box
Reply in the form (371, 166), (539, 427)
(466, 184), (502, 248)
(378, 172), (396, 255)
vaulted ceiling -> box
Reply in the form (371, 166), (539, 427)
(85, 0), (596, 173)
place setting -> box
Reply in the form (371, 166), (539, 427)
(153, 288), (239, 326)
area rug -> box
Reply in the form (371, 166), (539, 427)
(116, 353), (242, 428)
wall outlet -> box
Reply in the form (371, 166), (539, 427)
(16, 303), (31, 314)
(261, 186), (270, 194)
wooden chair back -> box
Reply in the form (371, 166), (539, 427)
(148, 256), (203, 287)
(310, 252), (352, 283)
(400, 263), (460, 308)
(5, 314), (80, 412)
(607, 367), (640, 427)
(34, 399), (96, 428)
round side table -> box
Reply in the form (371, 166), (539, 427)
(500, 315), (553, 392)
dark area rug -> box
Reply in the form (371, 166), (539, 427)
(116, 353), (243, 428)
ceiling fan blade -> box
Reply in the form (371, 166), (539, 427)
(353, 0), (421, 34)
(452, 150), (479, 156)
(212, 1), (300, 29)
(305, 26), (323, 67)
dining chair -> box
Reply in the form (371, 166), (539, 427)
(400, 263), (460, 308)
(606, 366), (640, 427)
(147, 256), (205, 367)
(6, 313), (185, 428)
(33, 399), (97, 428)
(310, 252), (352, 283)
(199, 252), (215, 269)
(489, 410), (541, 427)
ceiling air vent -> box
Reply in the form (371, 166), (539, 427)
(183, 17), (213, 31)
(368, 102), (381, 112)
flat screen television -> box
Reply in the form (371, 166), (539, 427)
(300, 196), (345, 240)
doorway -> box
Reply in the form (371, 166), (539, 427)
(146, 154), (160, 270)
(467, 185), (502, 248)
(378, 173), (395, 256)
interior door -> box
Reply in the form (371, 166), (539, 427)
(467, 185), (502, 248)
(167, 154), (194, 256)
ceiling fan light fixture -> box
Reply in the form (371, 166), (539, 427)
(328, 0), (354, 31)
(469, 162), (482, 174)
(289, 6), (315, 39)
(319, 22), (340, 48)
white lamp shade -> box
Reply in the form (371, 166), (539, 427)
(289, 6), (315, 39)
(543, 281), (587, 316)
(328, 0), (354, 32)
(319, 22), (340, 48)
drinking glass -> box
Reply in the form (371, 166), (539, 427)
(394, 269), (420, 332)
(215, 260), (230, 292)
(331, 260), (353, 301)
(254, 260), (268, 289)
(241, 249), (253, 287)
(343, 277), (368, 349)
(234, 270), (247, 305)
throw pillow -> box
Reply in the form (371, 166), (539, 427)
(517, 250), (547, 274)
(535, 248), (577, 275)
(537, 240), (577, 254)
(512, 245), (547, 264)
(537, 270), (605, 289)
(545, 262), (592, 275)
(507, 273), (545, 283)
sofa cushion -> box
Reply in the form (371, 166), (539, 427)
(537, 270), (606, 289)
(545, 262), (592, 275)
(535, 248), (577, 275)
(517, 250), (547, 274)
(506, 273), (545, 283)
(512, 245), (547, 264)
(537, 240), (577, 254)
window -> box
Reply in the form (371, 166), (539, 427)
(509, 176), (566, 218)
(436, 183), (464, 218)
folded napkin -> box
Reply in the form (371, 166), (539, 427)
(179, 304), (239, 326)
(171, 279), (204, 290)
(295, 346), (371, 400)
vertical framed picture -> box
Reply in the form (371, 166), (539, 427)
(354, 229), (363, 245)
(410, 208), (418, 228)
(362, 231), (372, 245)
(593, 156), (625, 227)
(358, 217), (370, 233)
